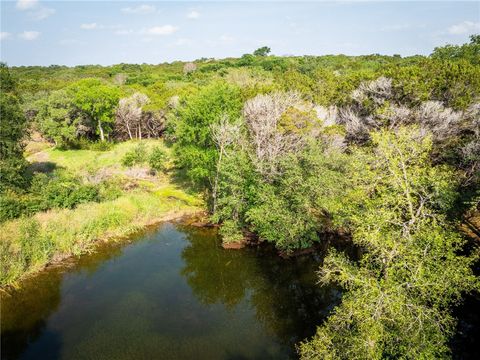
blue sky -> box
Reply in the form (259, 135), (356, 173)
(1, 1), (479, 66)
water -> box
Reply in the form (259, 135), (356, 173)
(1, 222), (340, 360)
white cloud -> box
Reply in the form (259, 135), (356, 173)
(448, 21), (480, 35)
(19, 31), (40, 40)
(30, 7), (55, 20)
(0, 32), (12, 40)
(16, 0), (38, 10)
(80, 23), (123, 31)
(80, 23), (98, 30)
(187, 10), (200, 19)
(143, 25), (178, 35)
(121, 5), (156, 14)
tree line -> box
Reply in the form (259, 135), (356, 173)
(1, 39), (479, 358)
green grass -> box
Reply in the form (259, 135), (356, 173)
(2, 139), (204, 288)
(39, 139), (169, 173)
(0, 187), (203, 287)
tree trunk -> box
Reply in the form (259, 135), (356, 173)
(98, 120), (105, 141)
(126, 123), (133, 140)
(212, 148), (223, 214)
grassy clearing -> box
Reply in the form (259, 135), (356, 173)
(1, 140), (204, 288)
(31, 139), (169, 173)
(0, 187), (203, 287)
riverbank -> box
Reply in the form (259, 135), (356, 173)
(0, 140), (205, 289)
(0, 189), (204, 288)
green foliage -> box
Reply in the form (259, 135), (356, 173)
(218, 219), (244, 244)
(29, 173), (100, 211)
(0, 171), (105, 222)
(148, 146), (167, 172)
(87, 140), (115, 151)
(253, 46), (271, 57)
(68, 78), (120, 141)
(121, 142), (148, 167)
(299, 127), (477, 359)
(431, 34), (480, 65)
(245, 143), (351, 250)
(34, 89), (77, 147)
(0, 64), (29, 193)
(211, 149), (258, 241)
(0, 190), (28, 222)
(173, 82), (242, 186)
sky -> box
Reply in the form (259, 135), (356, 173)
(0, 0), (479, 66)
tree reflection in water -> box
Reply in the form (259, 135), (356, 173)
(179, 225), (341, 348)
(2, 223), (342, 360)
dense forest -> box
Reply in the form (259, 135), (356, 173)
(1, 36), (479, 359)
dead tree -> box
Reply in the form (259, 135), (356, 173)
(210, 115), (241, 213)
(183, 62), (197, 75)
(115, 93), (150, 140)
(243, 92), (308, 179)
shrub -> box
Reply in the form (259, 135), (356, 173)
(0, 190), (28, 222)
(219, 220), (244, 244)
(148, 146), (167, 172)
(121, 143), (147, 167)
(88, 141), (114, 151)
(28, 172), (99, 211)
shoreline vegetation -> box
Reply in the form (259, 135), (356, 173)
(1, 36), (479, 358)
(0, 141), (205, 289)
(0, 195), (204, 289)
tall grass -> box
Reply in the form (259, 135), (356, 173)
(0, 188), (202, 287)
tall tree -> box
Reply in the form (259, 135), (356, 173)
(0, 63), (29, 192)
(299, 127), (477, 359)
(173, 82), (242, 188)
(35, 89), (77, 147)
(69, 79), (120, 141)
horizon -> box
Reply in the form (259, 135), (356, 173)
(1, 0), (479, 66)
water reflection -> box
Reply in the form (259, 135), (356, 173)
(179, 225), (340, 347)
(1, 222), (339, 360)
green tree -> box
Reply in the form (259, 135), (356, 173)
(35, 90), (77, 147)
(299, 127), (477, 359)
(69, 79), (120, 141)
(431, 34), (480, 65)
(173, 82), (242, 187)
(253, 46), (271, 57)
(245, 142), (350, 250)
(0, 64), (29, 192)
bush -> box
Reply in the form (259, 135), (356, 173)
(148, 146), (167, 172)
(0, 190), (28, 222)
(121, 143), (147, 167)
(219, 220), (244, 244)
(97, 179), (123, 201)
(29, 173), (99, 210)
(88, 141), (114, 151)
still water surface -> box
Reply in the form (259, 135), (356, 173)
(1, 223), (340, 360)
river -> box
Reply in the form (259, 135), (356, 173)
(1, 222), (340, 360)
